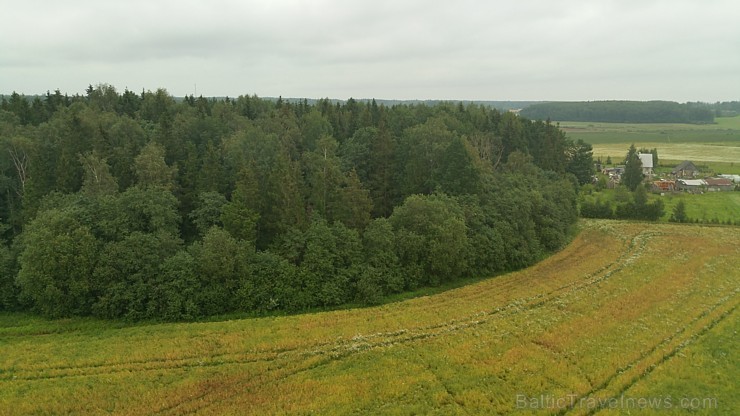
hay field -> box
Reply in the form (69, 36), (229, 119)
(560, 116), (740, 164)
(0, 220), (737, 415)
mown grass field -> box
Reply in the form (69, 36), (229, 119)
(1, 220), (738, 415)
(560, 116), (740, 165)
(591, 143), (740, 166)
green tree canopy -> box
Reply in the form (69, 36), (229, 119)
(134, 142), (176, 190)
(16, 200), (100, 317)
(390, 193), (469, 287)
(79, 150), (118, 196)
(3, 88), (583, 321)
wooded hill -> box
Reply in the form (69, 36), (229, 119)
(520, 100), (715, 123)
(0, 85), (592, 321)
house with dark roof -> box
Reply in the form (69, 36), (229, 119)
(671, 161), (699, 178)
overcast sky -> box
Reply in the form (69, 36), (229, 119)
(2, 0), (739, 102)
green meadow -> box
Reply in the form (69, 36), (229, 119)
(1, 220), (737, 415)
(658, 192), (740, 223)
(655, 159), (740, 176)
(582, 189), (740, 224)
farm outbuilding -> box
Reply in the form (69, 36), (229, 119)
(704, 177), (735, 192)
(676, 179), (706, 193)
(602, 167), (624, 176)
(652, 180), (676, 192)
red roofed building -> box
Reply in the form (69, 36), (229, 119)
(652, 180), (676, 192)
(704, 177), (735, 192)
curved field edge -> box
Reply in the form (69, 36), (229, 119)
(0, 220), (737, 415)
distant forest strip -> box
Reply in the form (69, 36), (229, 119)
(0, 85), (591, 321)
(0, 92), (540, 113)
(520, 100), (726, 124)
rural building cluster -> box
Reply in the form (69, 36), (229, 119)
(598, 155), (739, 193)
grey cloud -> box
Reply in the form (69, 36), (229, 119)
(1, 0), (738, 101)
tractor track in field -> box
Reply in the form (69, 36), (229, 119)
(1, 229), (649, 398)
(0, 228), (646, 385)
(558, 291), (739, 416)
(1, 227), (665, 415)
(151, 229), (656, 415)
(0, 224), (740, 415)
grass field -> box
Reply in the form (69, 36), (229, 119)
(582, 189), (740, 224)
(591, 143), (740, 165)
(656, 159), (740, 176)
(560, 116), (740, 165)
(658, 192), (740, 223)
(1, 220), (738, 415)
(560, 116), (740, 144)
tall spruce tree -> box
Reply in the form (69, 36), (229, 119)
(622, 144), (643, 191)
(566, 139), (594, 185)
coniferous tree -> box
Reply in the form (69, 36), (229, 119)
(622, 144), (643, 191)
(566, 139), (594, 185)
(7, 92), (31, 125)
(0, 235), (17, 310)
(339, 126), (374, 182)
(670, 200), (689, 223)
(436, 136), (481, 195)
(189, 191), (227, 236)
(53, 105), (98, 193)
(198, 141), (227, 194)
(334, 169), (372, 230)
(367, 126), (396, 217)
(221, 166), (260, 245)
(260, 152), (305, 248)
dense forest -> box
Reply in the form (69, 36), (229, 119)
(520, 100), (715, 123)
(0, 85), (591, 321)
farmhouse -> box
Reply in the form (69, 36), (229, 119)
(704, 177), (735, 192)
(637, 153), (653, 175)
(671, 160), (699, 178)
(676, 179), (706, 193)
